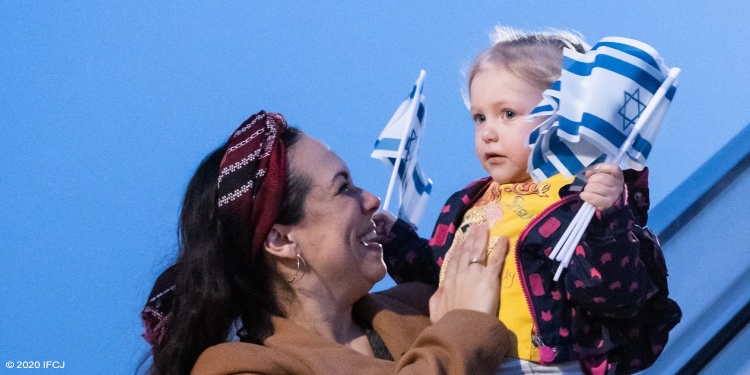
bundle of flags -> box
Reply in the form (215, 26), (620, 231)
(371, 70), (433, 227)
(526, 37), (680, 281)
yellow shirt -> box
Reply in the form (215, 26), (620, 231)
(440, 174), (573, 361)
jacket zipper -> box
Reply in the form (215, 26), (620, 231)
(515, 194), (579, 365)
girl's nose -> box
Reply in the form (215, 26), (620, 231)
(481, 125), (498, 143)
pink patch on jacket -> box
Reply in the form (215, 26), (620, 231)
(609, 281), (621, 290)
(593, 297), (607, 304)
(600, 252), (612, 264)
(559, 327), (569, 337)
(441, 204), (451, 213)
(538, 217), (561, 238)
(541, 310), (552, 321)
(428, 223), (454, 246)
(590, 268), (602, 279)
(461, 194), (471, 205)
(574, 280), (585, 288)
(530, 273), (545, 296)
(621, 256), (630, 268)
(630, 282), (639, 293)
(575, 245), (585, 256)
(551, 290), (562, 300)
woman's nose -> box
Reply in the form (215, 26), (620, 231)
(361, 189), (381, 214)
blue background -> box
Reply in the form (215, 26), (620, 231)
(2, 2), (749, 373)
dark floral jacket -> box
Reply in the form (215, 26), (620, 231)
(383, 169), (681, 375)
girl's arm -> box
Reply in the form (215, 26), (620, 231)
(375, 211), (440, 285)
(564, 166), (660, 318)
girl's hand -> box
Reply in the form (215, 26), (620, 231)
(429, 225), (508, 322)
(580, 163), (625, 211)
(372, 210), (397, 245)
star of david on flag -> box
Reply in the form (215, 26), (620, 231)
(526, 37), (680, 281)
(371, 70), (433, 227)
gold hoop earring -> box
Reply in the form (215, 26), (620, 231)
(288, 253), (307, 283)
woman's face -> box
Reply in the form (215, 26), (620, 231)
(286, 135), (386, 300)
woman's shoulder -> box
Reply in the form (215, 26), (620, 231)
(191, 341), (307, 375)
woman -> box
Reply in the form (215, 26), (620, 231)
(141, 110), (511, 375)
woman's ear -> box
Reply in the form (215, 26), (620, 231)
(264, 224), (297, 260)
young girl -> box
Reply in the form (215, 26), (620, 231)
(377, 25), (681, 375)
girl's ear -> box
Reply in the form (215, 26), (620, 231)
(264, 224), (297, 261)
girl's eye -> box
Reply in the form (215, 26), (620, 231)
(473, 114), (486, 124)
(503, 110), (517, 120)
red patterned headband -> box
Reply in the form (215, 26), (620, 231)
(217, 110), (288, 256)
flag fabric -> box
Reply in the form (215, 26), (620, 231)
(371, 70), (433, 227)
(526, 36), (678, 182)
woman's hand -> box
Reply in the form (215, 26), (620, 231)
(429, 225), (508, 322)
(372, 210), (397, 245)
(580, 163), (625, 211)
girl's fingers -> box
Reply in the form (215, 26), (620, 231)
(586, 162), (619, 177)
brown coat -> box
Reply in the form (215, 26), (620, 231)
(191, 283), (510, 375)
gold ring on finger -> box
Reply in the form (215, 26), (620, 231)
(468, 257), (486, 266)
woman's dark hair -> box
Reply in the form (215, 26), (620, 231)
(148, 127), (307, 375)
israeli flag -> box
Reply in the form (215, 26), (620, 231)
(527, 37), (679, 182)
(371, 70), (433, 226)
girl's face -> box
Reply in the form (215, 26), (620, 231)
(469, 64), (545, 185)
(286, 135), (386, 301)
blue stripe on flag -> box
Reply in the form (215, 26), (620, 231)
(412, 168), (432, 195)
(548, 136), (586, 173)
(409, 85), (417, 99)
(630, 133), (653, 159)
(531, 104), (556, 115)
(530, 140), (558, 179)
(528, 127), (541, 145)
(374, 138), (402, 151)
(417, 102), (425, 124)
(593, 41), (662, 71)
(558, 114), (628, 147)
(535, 162), (560, 180)
(666, 85), (677, 101)
(564, 54), (663, 95)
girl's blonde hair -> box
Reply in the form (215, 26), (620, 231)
(464, 25), (589, 105)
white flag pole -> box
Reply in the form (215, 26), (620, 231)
(551, 67), (680, 281)
(382, 70), (426, 213)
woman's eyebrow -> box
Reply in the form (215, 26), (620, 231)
(329, 170), (350, 187)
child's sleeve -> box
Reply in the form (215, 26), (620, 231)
(382, 178), (490, 287)
(564, 168), (661, 318)
(382, 218), (441, 286)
